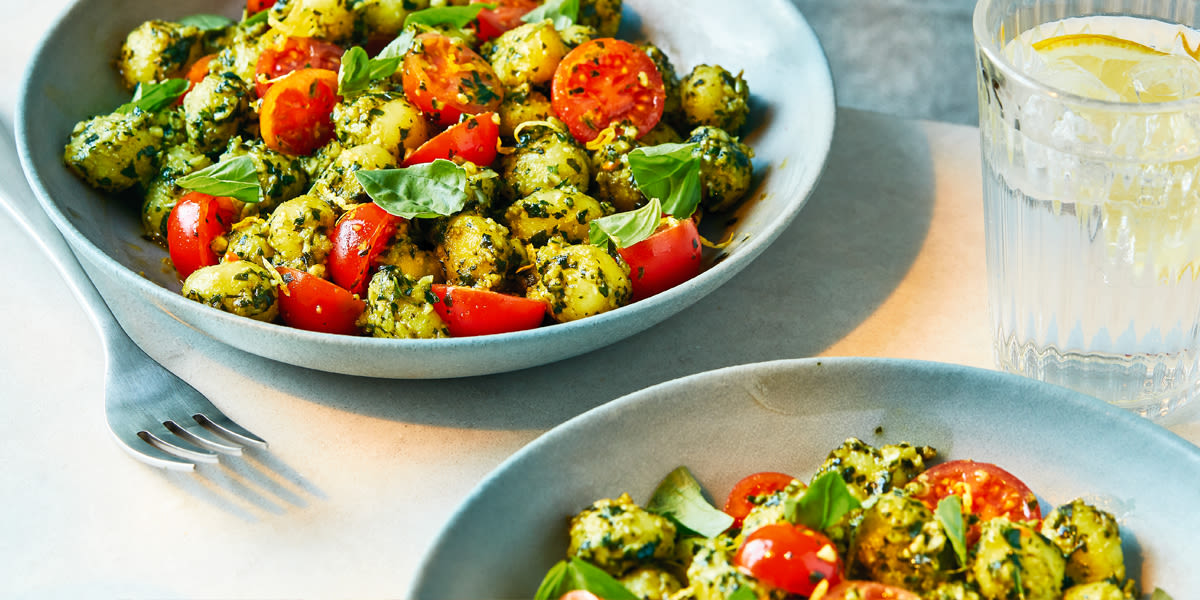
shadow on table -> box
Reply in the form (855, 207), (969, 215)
(191, 111), (936, 433)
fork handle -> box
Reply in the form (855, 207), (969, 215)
(0, 117), (126, 348)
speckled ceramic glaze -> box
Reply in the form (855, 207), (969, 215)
(15, 0), (835, 378)
(411, 358), (1200, 598)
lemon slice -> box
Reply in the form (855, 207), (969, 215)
(1031, 33), (1200, 102)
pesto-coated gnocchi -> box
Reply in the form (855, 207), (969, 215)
(63, 0), (764, 337)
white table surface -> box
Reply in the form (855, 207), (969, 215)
(2, 2), (1199, 599)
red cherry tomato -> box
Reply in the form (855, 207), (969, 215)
(247, 0), (273, 16)
(471, 0), (540, 40)
(402, 112), (500, 167)
(908, 459), (1042, 545)
(557, 592), (601, 600)
(402, 32), (504, 126)
(824, 581), (922, 600)
(734, 523), (843, 597)
(616, 217), (702, 301)
(723, 471), (795, 529)
(167, 192), (237, 281)
(177, 53), (216, 104)
(430, 285), (547, 337)
(328, 202), (405, 296)
(259, 68), (341, 156)
(255, 36), (343, 97)
(275, 267), (365, 335)
(551, 38), (666, 143)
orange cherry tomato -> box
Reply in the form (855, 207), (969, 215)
(167, 191), (237, 281)
(247, 0), (273, 16)
(616, 217), (702, 301)
(275, 266), (365, 335)
(722, 471), (795, 529)
(824, 581), (922, 600)
(402, 32), (504, 126)
(401, 112), (500, 167)
(430, 285), (547, 337)
(176, 53), (217, 105)
(254, 36), (343, 97)
(259, 68), (341, 156)
(328, 202), (405, 296)
(551, 38), (666, 143)
(471, 0), (540, 40)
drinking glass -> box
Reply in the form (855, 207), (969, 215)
(974, 0), (1200, 420)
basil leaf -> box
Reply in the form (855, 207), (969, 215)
(115, 79), (189, 114)
(176, 155), (262, 204)
(645, 465), (734, 539)
(532, 560), (568, 600)
(936, 495), (968, 566)
(380, 3), (494, 56)
(727, 587), (758, 600)
(628, 143), (701, 219)
(1151, 589), (1176, 600)
(243, 9), (270, 26)
(357, 159), (470, 219)
(179, 14), (234, 30)
(785, 471), (862, 530)
(338, 46), (402, 96)
(522, 0), (579, 29)
(589, 197), (661, 249)
(533, 559), (638, 600)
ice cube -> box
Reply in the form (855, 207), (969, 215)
(1129, 54), (1200, 101)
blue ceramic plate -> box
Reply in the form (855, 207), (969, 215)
(15, 0), (834, 378)
(411, 358), (1200, 598)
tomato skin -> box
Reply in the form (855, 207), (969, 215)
(471, 0), (540, 40)
(255, 36), (343, 97)
(430, 285), (547, 337)
(824, 581), (922, 600)
(246, 0), (273, 16)
(402, 32), (504, 126)
(259, 68), (341, 156)
(735, 523), (843, 597)
(908, 459), (1042, 545)
(617, 217), (702, 301)
(275, 266), (365, 335)
(723, 471), (795, 529)
(402, 112), (500, 167)
(328, 202), (404, 296)
(167, 192), (237, 281)
(557, 592), (601, 600)
(177, 54), (217, 104)
(551, 38), (666, 143)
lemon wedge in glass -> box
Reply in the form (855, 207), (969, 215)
(1032, 33), (1200, 102)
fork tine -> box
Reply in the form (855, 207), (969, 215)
(164, 420), (244, 455)
(195, 413), (269, 450)
(108, 428), (202, 471)
(138, 430), (221, 465)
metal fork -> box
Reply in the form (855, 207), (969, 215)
(0, 119), (267, 471)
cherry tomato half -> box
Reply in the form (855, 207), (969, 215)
(908, 459), (1042, 545)
(551, 38), (665, 143)
(723, 471), (795, 529)
(402, 112), (500, 167)
(616, 217), (702, 301)
(430, 285), (547, 337)
(472, 0), (540, 41)
(735, 523), (843, 597)
(558, 592), (602, 600)
(402, 32), (504, 126)
(275, 266), (365, 335)
(255, 36), (343, 97)
(167, 191), (237, 281)
(177, 53), (216, 104)
(259, 68), (341, 156)
(328, 202), (405, 296)
(824, 581), (922, 600)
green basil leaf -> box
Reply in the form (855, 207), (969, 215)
(176, 155), (262, 204)
(179, 14), (234, 30)
(357, 159), (470, 219)
(338, 46), (402, 96)
(378, 4), (494, 58)
(532, 560), (568, 600)
(533, 558), (638, 600)
(1151, 589), (1175, 600)
(727, 587), (758, 600)
(522, 0), (579, 29)
(785, 471), (862, 530)
(645, 465), (734, 539)
(628, 142), (701, 219)
(588, 197), (661, 249)
(115, 79), (189, 114)
(243, 8), (270, 26)
(936, 495), (968, 567)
